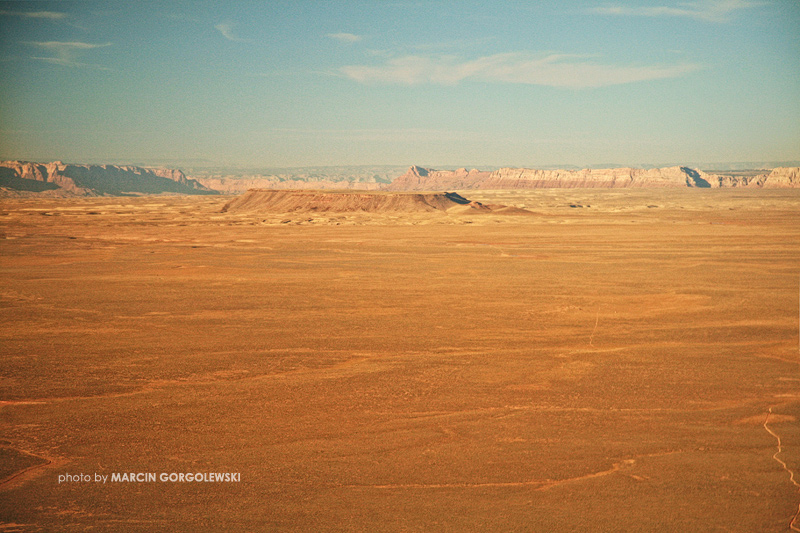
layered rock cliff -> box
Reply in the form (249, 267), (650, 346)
(753, 167), (800, 188)
(388, 165), (800, 190)
(482, 166), (713, 188)
(4, 160), (797, 196)
(0, 161), (217, 196)
(385, 166), (492, 191)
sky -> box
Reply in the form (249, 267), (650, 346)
(1, 0), (798, 168)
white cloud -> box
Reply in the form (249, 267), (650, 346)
(215, 22), (251, 42)
(340, 52), (701, 88)
(327, 33), (362, 43)
(591, 0), (762, 22)
(0, 10), (68, 20)
(24, 41), (112, 69)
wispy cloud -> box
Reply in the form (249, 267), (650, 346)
(0, 10), (68, 20)
(366, 36), (497, 59)
(24, 41), (112, 69)
(215, 22), (251, 42)
(340, 53), (701, 88)
(590, 0), (762, 22)
(327, 32), (362, 43)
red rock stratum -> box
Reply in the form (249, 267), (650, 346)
(220, 189), (531, 214)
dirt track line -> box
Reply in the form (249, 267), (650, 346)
(0, 355), (382, 406)
(589, 306), (600, 347)
(535, 459), (634, 491)
(0, 448), (65, 491)
(346, 463), (619, 491)
(351, 479), (549, 490)
(763, 407), (800, 531)
(0, 459), (51, 489)
(345, 452), (680, 491)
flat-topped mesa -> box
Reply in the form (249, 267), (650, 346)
(221, 189), (532, 215)
(223, 189), (469, 213)
(0, 160), (216, 196)
(388, 165), (800, 190)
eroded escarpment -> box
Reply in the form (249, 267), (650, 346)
(387, 165), (800, 190)
(0, 160), (216, 196)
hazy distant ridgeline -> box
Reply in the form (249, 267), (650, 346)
(196, 177), (384, 194)
(388, 165), (800, 190)
(0, 161), (402, 196)
(0, 160), (216, 197)
(1, 160), (798, 197)
(190, 165), (404, 194)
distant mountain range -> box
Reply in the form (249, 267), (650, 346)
(2, 160), (798, 197)
(387, 165), (800, 190)
(0, 160), (215, 197)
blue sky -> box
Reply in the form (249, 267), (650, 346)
(1, 0), (798, 168)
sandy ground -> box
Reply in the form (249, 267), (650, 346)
(1, 189), (799, 531)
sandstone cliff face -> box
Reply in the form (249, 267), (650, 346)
(385, 166), (492, 191)
(696, 167), (799, 188)
(0, 161), (216, 196)
(0, 161), (87, 195)
(148, 167), (208, 190)
(482, 166), (715, 188)
(1, 161), (49, 182)
(388, 165), (800, 190)
(761, 167), (800, 188)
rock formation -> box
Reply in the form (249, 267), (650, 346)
(758, 167), (800, 188)
(4, 160), (798, 197)
(388, 165), (800, 190)
(481, 166), (712, 188)
(221, 189), (531, 215)
(196, 178), (382, 195)
(0, 160), (217, 196)
(385, 166), (492, 191)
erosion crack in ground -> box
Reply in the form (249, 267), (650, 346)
(764, 407), (800, 531)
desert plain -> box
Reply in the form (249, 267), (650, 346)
(1, 188), (799, 531)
